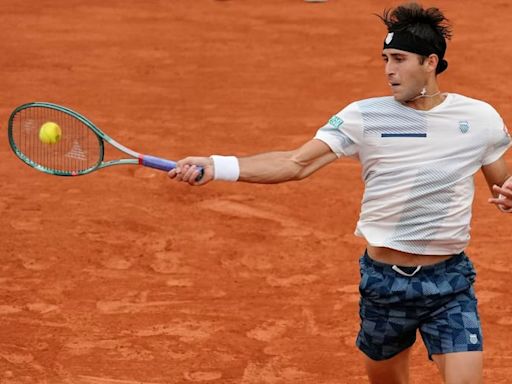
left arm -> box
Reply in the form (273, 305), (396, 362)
(481, 156), (512, 212)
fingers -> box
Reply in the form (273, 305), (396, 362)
(488, 196), (511, 207)
(488, 184), (512, 212)
(167, 157), (213, 186)
(492, 184), (512, 199)
(167, 167), (179, 179)
(169, 164), (197, 184)
(179, 165), (202, 184)
(502, 176), (512, 190)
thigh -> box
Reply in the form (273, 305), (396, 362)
(419, 269), (483, 358)
(357, 298), (418, 360)
(357, 254), (419, 360)
(432, 351), (483, 384)
(365, 347), (412, 384)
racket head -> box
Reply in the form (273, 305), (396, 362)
(8, 102), (105, 176)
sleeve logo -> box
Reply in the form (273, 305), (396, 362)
(328, 115), (344, 129)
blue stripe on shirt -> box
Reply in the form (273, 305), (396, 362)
(381, 133), (427, 138)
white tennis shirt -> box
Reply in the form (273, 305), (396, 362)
(315, 93), (512, 255)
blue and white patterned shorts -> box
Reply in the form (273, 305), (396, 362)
(356, 251), (483, 361)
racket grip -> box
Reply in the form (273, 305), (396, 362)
(140, 155), (177, 171)
(140, 155), (204, 181)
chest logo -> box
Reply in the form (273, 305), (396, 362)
(458, 120), (470, 134)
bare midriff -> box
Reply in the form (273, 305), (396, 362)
(366, 244), (456, 267)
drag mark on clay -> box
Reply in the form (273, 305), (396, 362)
(125, 321), (222, 343)
(183, 371), (223, 382)
(96, 299), (188, 314)
(246, 320), (291, 342)
(75, 376), (162, 384)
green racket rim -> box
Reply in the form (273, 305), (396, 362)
(8, 102), (105, 176)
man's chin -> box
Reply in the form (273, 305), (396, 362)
(390, 90), (416, 103)
(391, 93), (407, 102)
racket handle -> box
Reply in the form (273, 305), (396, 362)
(140, 155), (176, 171)
(140, 155), (204, 181)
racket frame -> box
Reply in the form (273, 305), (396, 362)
(8, 102), (178, 176)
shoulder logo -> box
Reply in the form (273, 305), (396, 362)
(385, 32), (394, 45)
(458, 120), (470, 134)
(328, 115), (344, 129)
(469, 334), (479, 345)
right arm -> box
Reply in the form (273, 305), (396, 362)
(168, 139), (338, 185)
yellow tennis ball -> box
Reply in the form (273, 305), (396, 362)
(39, 122), (62, 144)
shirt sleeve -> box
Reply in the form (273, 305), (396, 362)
(482, 111), (512, 165)
(314, 102), (362, 158)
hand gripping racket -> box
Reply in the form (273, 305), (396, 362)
(8, 102), (202, 178)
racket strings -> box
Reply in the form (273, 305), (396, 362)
(11, 107), (102, 175)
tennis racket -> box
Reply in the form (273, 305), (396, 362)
(8, 102), (202, 178)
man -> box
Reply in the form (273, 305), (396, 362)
(168, 3), (512, 383)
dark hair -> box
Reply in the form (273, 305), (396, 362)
(378, 3), (452, 73)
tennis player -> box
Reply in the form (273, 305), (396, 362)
(168, 3), (512, 383)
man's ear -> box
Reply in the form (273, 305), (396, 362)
(426, 54), (440, 73)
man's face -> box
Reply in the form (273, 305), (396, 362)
(382, 48), (429, 102)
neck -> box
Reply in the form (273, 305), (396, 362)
(404, 87), (445, 111)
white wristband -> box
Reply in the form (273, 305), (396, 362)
(498, 194), (512, 213)
(210, 155), (240, 181)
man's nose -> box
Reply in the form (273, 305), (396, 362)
(385, 61), (395, 76)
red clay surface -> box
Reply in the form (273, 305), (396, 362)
(1, 1), (511, 383)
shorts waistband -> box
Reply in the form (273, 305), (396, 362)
(363, 250), (467, 276)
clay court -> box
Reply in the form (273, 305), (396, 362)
(1, 0), (511, 383)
